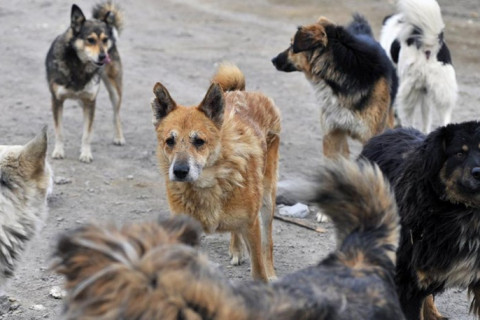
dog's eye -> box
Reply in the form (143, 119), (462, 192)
(193, 138), (205, 148)
(165, 137), (175, 147)
(102, 38), (108, 44)
(87, 38), (96, 45)
(455, 152), (465, 159)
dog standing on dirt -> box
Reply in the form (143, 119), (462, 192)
(361, 121), (480, 320)
(45, 2), (125, 163)
(53, 159), (405, 320)
(0, 128), (52, 296)
(272, 14), (398, 158)
(150, 63), (281, 281)
(380, 0), (457, 133)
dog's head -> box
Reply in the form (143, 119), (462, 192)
(420, 121), (480, 207)
(151, 82), (224, 183)
(0, 127), (52, 211)
(271, 17), (334, 76)
(69, 4), (116, 66)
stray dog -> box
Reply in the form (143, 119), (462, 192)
(46, 1), (125, 163)
(0, 127), (52, 294)
(53, 159), (405, 320)
(380, 0), (457, 133)
(272, 14), (398, 158)
(360, 121), (480, 320)
(150, 63), (281, 281)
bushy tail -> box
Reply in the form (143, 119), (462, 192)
(313, 159), (400, 265)
(53, 216), (246, 320)
(92, 1), (124, 34)
(399, 0), (444, 37)
(346, 13), (374, 38)
(211, 62), (246, 92)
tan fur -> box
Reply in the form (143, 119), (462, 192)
(151, 63), (281, 281)
(212, 62), (246, 91)
(422, 295), (447, 320)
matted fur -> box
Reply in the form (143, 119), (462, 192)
(0, 127), (52, 290)
(360, 121), (480, 320)
(150, 63), (281, 281)
(45, 1), (125, 163)
(53, 160), (404, 320)
(272, 14), (398, 158)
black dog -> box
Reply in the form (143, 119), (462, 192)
(360, 121), (480, 320)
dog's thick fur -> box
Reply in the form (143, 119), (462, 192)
(0, 128), (52, 292)
(380, 0), (457, 133)
(150, 63), (281, 281)
(45, 1), (125, 163)
(272, 14), (398, 158)
(360, 121), (480, 320)
(53, 160), (405, 320)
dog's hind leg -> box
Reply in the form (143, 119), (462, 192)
(242, 217), (268, 281)
(260, 134), (280, 280)
(229, 232), (245, 266)
(468, 284), (480, 318)
(79, 99), (96, 163)
(102, 62), (125, 146)
(323, 129), (349, 159)
(420, 97), (433, 133)
(51, 97), (65, 159)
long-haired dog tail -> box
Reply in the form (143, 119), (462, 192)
(398, 0), (444, 38)
(52, 215), (249, 319)
(211, 62), (246, 92)
(346, 13), (374, 38)
(92, 1), (124, 34)
(313, 159), (400, 266)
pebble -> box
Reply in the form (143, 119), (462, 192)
(54, 176), (72, 185)
(49, 286), (67, 299)
(278, 203), (309, 218)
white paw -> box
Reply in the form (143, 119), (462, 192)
(230, 254), (243, 266)
(113, 136), (125, 146)
(79, 152), (93, 163)
(52, 147), (64, 159)
(316, 212), (331, 223)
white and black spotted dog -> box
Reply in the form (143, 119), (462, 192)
(380, 0), (457, 133)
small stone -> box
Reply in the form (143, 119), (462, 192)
(54, 176), (72, 185)
(49, 286), (66, 299)
(31, 304), (46, 311)
(127, 175), (134, 180)
(278, 203), (309, 218)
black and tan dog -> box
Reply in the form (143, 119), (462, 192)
(45, 1), (124, 163)
(361, 121), (480, 320)
(53, 159), (405, 320)
(272, 14), (398, 158)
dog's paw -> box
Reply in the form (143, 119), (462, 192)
(113, 136), (125, 146)
(79, 152), (93, 163)
(230, 254), (244, 266)
(316, 212), (331, 223)
(52, 148), (65, 159)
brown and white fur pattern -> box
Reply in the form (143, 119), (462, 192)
(45, 2), (125, 163)
(151, 63), (281, 281)
(0, 127), (52, 293)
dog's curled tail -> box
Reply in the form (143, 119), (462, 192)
(92, 1), (124, 34)
(211, 62), (246, 92)
(53, 216), (245, 319)
(313, 159), (400, 265)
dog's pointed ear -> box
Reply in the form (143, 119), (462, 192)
(20, 126), (48, 175)
(151, 82), (177, 127)
(292, 24), (328, 53)
(159, 215), (203, 247)
(198, 83), (224, 127)
(104, 11), (115, 27)
(71, 4), (86, 34)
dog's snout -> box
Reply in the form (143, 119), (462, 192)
(271, 56), (278, 67)
(425, 50), (431, 60)
(98, 52), (107, 61)
(173, 163), (190, 179)
(472, 167), (480, 180)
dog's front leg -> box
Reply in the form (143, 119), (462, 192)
(323, 129), (349, 158)
(243, 219), (268, 281)
(229, 232), (245, 266)
(79, 99), (96, 163)
(468, 283), (480, 317)
(51, 97), (65, 159)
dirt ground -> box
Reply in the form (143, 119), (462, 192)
(0, 0), (479, 318)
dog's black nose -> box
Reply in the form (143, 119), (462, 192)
(472, 167), (480, 180)
(174, 163), (190, 179)
(271, 57), (278, 67)
(99, 52), (107, 61)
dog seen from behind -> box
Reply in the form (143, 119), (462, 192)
(0, 127), (52, 295)
(380, 0), (457, 133)
(272, 14), (398, 158)
(53, 159), (405, 320)
(150, 63), (281, 281)
(46, 1), (125, 163)
(360, 121), (480, 320)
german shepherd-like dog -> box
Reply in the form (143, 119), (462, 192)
(361, 121), (480, 320)
(272, 14), (398, 159)
(45, 1), (124, 163)
(0, 128), (52, 294)
(53, 159), (405, 320)
(150, 63), (281, 281)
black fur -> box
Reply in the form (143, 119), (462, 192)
(360, 121), (480, 320)
(437, 42), (453, 65)
(390, 39), (400, 65)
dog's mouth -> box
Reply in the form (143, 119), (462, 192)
(93, 53), (111, 67)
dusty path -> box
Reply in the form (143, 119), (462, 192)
(0, 0), (479, 318)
